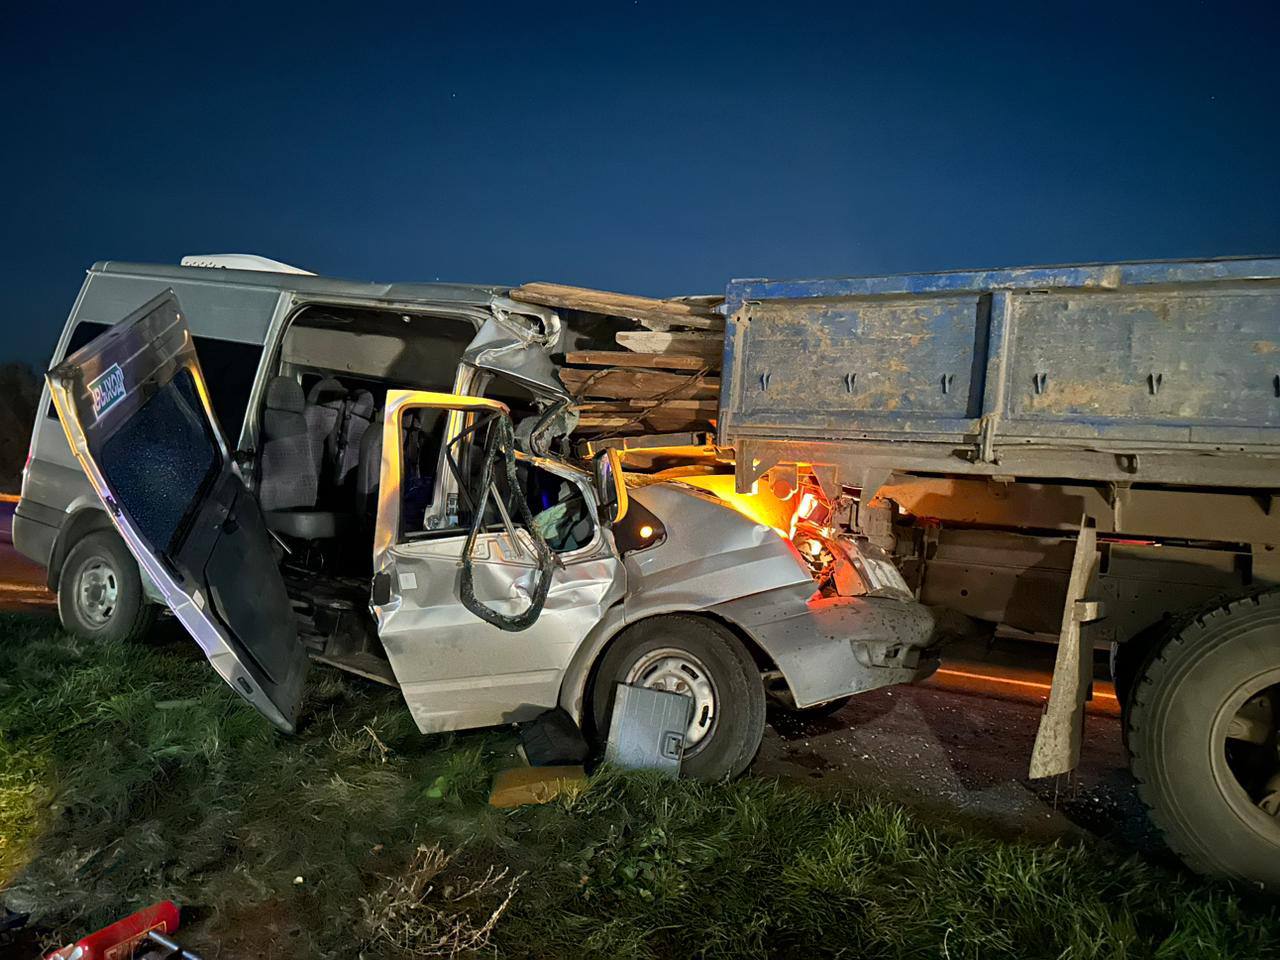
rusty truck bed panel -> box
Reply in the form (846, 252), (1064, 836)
(719, 257), (1280, 487)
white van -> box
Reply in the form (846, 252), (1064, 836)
(20, 258), (946, 777)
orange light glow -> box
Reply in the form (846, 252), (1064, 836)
(639, 525), (654, 538)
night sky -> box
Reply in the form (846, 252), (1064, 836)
(2, 1), (1277, 368)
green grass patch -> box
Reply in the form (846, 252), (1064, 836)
(1, 612), (1277, 959)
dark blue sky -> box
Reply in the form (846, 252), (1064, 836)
(2, 1), (1277, 367)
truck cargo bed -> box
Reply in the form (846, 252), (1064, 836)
(719, 257), (1280, 489)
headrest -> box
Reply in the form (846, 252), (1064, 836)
(307, 377), (346, 407)
(264, 376), (305, 413)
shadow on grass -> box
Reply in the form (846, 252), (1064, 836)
(1, 612), (1278, 959)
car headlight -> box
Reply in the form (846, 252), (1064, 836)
(833, 537), (913, 600)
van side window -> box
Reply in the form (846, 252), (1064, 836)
(54, 321), (263, 441)
(400, 413), (594, 554)
(191, 336), (263, 442)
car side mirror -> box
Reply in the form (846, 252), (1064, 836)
(592, 447), (628, 526)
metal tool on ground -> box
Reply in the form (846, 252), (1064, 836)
(45, 900), (204, 960)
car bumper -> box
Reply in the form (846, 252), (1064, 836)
(712, 583), (944, 708)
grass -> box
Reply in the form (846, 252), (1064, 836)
(1, 612), (1278, 959)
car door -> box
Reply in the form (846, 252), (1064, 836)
(46, 290), (308, 732)
(372, 389), (625, 733)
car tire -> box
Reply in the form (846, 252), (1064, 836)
(57, 530), (155, 643)
(1127, 590), (1280, 890)
(591, 615), (766, 780)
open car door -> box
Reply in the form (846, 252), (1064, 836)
(47, 291), (308, 732)
(371, 390), (626, 731)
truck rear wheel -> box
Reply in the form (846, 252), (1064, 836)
(57, 530), (155, 644)
(591, 615), (766, 780)
(1127, 591), (1280, 890)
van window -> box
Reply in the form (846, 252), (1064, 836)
(57, 321), (263, 441)
(401, 412), (594, 553)
(98, 368), (222, 553)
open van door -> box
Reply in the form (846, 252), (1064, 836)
(47, 290), (308, 732)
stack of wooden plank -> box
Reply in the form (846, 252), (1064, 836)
(509, 283), (725, 438)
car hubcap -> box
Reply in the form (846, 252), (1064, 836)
(1220, 677), (1280, 832)
(624, 647), (718, 755)
(76, 559), (118, 626)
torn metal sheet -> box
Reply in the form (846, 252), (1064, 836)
(464, 296), (567, 399)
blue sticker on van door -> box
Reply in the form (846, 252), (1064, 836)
(88, 363), (126, 421)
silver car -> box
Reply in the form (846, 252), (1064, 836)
(42, 284), (944, 778)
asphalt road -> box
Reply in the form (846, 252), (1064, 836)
(0, 499), (1149, 855)
(0, 497), (55, 613)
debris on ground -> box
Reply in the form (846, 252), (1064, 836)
(605, 684), (691, 776)
(517, 708), (589, 767)
(488, 766), (587, 808)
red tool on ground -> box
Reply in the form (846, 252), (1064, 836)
(44, 901), (202, 960)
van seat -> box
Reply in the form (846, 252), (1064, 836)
(258, 376), (345, 543)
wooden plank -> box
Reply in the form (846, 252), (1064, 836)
(616, 331), (723, 358)
(564, 351), (713, 371)
(575, 400), (718, 414)
(511, 282), (725, 331)
(576, 415), (710, 431)
(559, 367), (719, 400)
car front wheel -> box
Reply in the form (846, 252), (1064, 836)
(57, 529), (155, 643)
(591, 615), (766, 780)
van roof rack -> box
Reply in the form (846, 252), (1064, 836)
(179, 253), (315, 275)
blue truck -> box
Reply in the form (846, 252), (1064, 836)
(715, 256), (1280, 889)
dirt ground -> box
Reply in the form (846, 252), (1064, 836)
(755, 677), (1162, 862)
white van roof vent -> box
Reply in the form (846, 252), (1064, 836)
(180, 254), (315, 275)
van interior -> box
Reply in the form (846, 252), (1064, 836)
(249, 303), (589, 685)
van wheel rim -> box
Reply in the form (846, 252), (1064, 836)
(77, 559), (118, 626)
(1218, 675), (1280, 836)
(625, 648), (718, 754)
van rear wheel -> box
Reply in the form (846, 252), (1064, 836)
(57, 530), (155, 643)
(591, 615), (766, 780)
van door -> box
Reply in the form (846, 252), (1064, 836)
(46, 290), (308, 732)
(371, 390), (625, 732)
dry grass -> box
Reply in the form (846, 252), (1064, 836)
(360, 843), (521, 958)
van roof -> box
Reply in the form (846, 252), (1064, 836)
(89, 260), (510, 307)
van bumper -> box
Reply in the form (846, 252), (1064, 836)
(712, 583), (945, 708)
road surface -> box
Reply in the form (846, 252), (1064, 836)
(0, 496), (55, 613)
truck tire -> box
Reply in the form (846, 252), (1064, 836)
(591, 615), (766, 780)
(57, 530), (155, 644)
(1127, 590), (1280, 890)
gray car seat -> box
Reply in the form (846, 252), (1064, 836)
(259, 376), (318, 513)
(259, 376), (345, 541)
(306, 379), (375, 491)
(305, 378), (345, 478)
(334, 389), (375, 487)
(355, 407), (383, 524)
